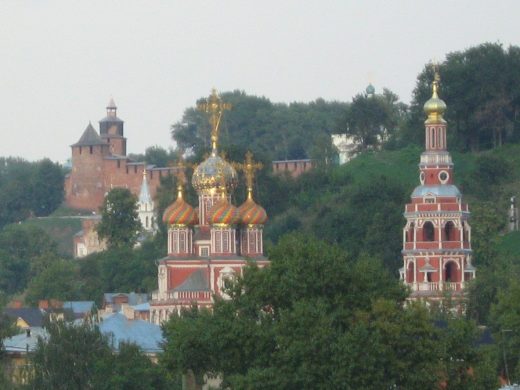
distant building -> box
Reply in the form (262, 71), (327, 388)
(101, 292), (148, 315)
(73, 216), (107, 258)
(272, 159), (314, 177)
(64, 98), (180, 211)
(331, 134), (359, 165)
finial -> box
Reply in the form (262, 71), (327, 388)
(173, 157), (189, 200)
(423, 62), (447, 123)
(197, 89), (232, 153)
(242, 151), (263, 200)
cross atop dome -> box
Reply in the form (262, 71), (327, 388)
(197, 89), (232, 153)
(236, 151), (263, 200)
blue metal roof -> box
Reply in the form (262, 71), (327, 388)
(3, 327), (47, 353)
(63, 301), (95, 314)
(411, 185), (461, 198)
(99, 313), (163, 353)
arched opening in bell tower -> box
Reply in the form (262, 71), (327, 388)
(423, 221), (435, 241)
(444, 221), (455, 241)
(445, 261), (458, 282)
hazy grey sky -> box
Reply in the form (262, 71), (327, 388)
(1, 1), (519, 162)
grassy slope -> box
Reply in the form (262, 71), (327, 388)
(22, 216), (83, 257)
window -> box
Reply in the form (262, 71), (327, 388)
(444, 221), (455, 241)
(200, 247), (209, 257)
(179, 231), (186, 252)
(215, 231), (222, 253)
(423, 221), (435, 241)
(222, 232), (229, 252)
(407, 223), (415, 242)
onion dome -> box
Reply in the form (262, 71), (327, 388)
(192, 153), (238, 195)
(238, 198), (268, 226)
(424, 72), (446, 124)
(208, 198), (239, 226)
(162, 187), (197, 226)
(366, 83), (375, 95)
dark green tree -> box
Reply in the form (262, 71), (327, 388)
(31, 158), (65, 217)
(162, 234), (457, 389)
(96, 188), (141, 249)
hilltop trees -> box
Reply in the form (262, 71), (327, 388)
(403, 43), (520, 151)
(0, 158), (64, 227)
(171, 91), (347, 162)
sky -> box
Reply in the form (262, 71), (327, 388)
(0, 1), (519, 163)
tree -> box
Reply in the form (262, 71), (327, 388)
(28, 321), (175, 390)
(29, 321), (114, 389)
(404, 43), (520, 151)
(31, 158), (65, 217)
(96, 188), (141, 249)
(25, 260), (81, 305)
(162, 234), (457, 389)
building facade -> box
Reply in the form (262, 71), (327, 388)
(64, 99), (179, 211)
(400, 71), (476, 302)
(150, 90), (269, 324)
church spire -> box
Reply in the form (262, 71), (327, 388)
(139, 169), (152, 204)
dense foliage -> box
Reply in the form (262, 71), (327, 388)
(0, 158), (64, 228)
(162, 234), (498, 389)
(403, 43), (520, 151)
(172, 91), (348, 161)
(28, 320), (176, 390)
(96, 188), (141, 249)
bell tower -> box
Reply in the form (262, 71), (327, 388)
(99, 97), (126, 156)
(400, 68), (476, 302)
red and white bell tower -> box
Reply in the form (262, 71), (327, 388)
(400, 70), (476, 301)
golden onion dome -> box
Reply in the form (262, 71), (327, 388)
(423, 75), (446, 124)
(238, 198), (268, 226)
(192, 152), (238, 195)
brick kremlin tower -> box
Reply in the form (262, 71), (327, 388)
(149, 90), (269, 324)
(400, 70), (476, 301)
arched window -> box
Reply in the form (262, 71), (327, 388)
(407, 262), (414, 283)
(445, 262), (458, 282)
(407, 223), (415, 242)
(444, 221), (455, 241)
(423, 221), (435, 241)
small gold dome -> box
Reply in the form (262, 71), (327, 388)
(192, 152), (238, 195)
(423, 77), (446, 124)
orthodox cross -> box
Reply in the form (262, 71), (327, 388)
(197, 89), (232, 152)
(236, 151), (262, 200)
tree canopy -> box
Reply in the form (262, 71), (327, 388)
(96, 188), (141, 249)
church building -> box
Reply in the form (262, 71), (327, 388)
(150, 90), (269, 324)
(400, 70), (476, 302)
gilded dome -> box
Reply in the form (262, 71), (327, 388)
(238, 198), (268, 225)
(423, 77), (446, 124)
(163, 197), (197, 226)
(192, 153), (238, 195)
(208, 198), (239, 226)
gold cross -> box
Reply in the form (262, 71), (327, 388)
(236, 151), (262, 200)
(197, 89), (232, 152)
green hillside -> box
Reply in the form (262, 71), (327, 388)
(21, 216), (82, 257)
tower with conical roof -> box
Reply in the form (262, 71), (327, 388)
(99, 98), (126, 155)
(150, 90), (269, 324)
(400, 69), (476, 302)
